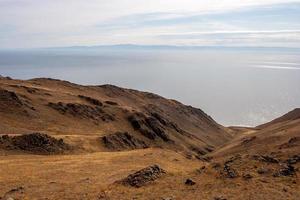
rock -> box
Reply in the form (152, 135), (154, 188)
(273, 164), (296, 177)
(241, 136), (256, 145)
(48, 102), (114, 122)
(185, 178), (196, 185)
(78, 95), (103, 106)
(190, 146), (207, 156)
(102, 132), (148, 151)
(223, 164), (238, 178)
(104, 101), (118, 106)
(0, 133), (70, 154)
(0, 89), (24, 107)
(7, 186), (24, 194)
(128, 112), (171, 142)
(286, 155), (300, 165)
(196, 155), (212, 162)
(149, 112), (185, 134)
(0, 75), (12, 80)
(120, 165), (166, 187)
(254, 155), (279, 163)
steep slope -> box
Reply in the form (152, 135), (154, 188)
(0, 77), (232, 155)
(256, 108), (300, 129)
(212, 108), (300, 158)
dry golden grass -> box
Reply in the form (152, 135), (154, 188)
(1, 77), (299, 200)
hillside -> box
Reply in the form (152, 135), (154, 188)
(256, 108), (300, 129)
(0, 77), (232, 156)
(0, 76), (299, 200)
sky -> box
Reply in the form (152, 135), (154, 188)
(0, 0), (300, 48)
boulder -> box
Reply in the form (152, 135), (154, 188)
(120, 165), (166, 187)
(185, 178), (196, 185)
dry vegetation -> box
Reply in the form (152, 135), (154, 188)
(0, 77), (299, 200)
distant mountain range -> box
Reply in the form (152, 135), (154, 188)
(42, 44), (300, 52)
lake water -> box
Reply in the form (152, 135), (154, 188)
(0, 48), (299, 126)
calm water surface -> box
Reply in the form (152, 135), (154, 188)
(0, 49), (299, 126)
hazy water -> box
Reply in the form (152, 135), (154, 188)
(0, 48), (300, 126)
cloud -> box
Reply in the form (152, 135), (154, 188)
(251, 65), (300, 70)
(0, 0), (300, 48)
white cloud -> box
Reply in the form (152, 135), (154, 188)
(0, 0), (300, 48)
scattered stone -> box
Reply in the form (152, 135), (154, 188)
(120, 165), (166, 187)
(220, 156), (240, 178)
(0, 133), (70, 154)
(286, 155), (300, 165)
(102, 132), (148, 151)
(185, 178), (196, 185)
(223, 163), (238, 178)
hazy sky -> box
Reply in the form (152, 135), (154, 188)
(1, 0), (300, 48)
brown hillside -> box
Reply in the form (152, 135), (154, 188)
(256, 108), (300, 129)
(0, 77), (232, 156)
(1, 77), (299, 200)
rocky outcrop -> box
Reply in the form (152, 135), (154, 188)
(78, 95), (103, 106)
(252, 155), (279, 163)
(128, 112), (171, 142)
(220, 156), (240, 178)
(0, 89), (24, 108)
(273, 164), (296, 177)
(48, 102), (114, 122)
(0, 133), (70, 154)
(102, 132), (148, 151)
(120, 165), (166, 187)
(104, 101), (118, 106)
(241, 136), (256, 145)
